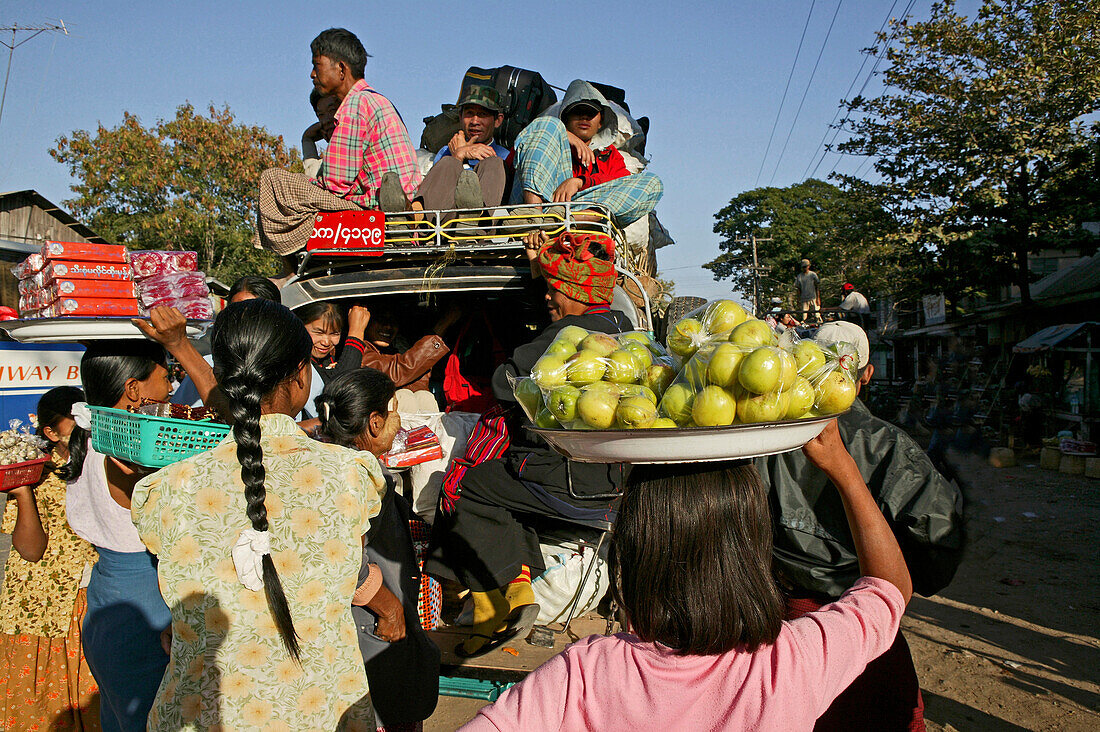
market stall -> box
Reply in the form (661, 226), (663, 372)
(1014, 322), (1099, 441)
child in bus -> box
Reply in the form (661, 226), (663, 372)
(464, 420), (912, 731)
(0, 386), (101, 730)
(296, 301), (371, 386)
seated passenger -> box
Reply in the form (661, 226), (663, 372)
(425, 231), (631, 657)
(302, 89), (340, 178)
(391, 86), (513, 222)
(511, 80), (663, 228)
(357, 304), (462, 413)
(255, 27), (421, 259)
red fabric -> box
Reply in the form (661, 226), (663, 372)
(538, 232), (616, 305)
(786, 597), (926, 732)
(443, 313), (506, 413)
(572, 145), (630, 189)
(439, 402), (511, 514)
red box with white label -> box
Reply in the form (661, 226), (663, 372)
(43, 261), (134, 283)
(42, 241), (129, 263)
(305, 211), (386, 256)
(48, 279), (137, 301)
(41, 298), (141, 317)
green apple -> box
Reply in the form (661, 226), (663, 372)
(584, 380), (621, 397)
(642, 364), (676, 396)
(738, 347), (782, 395)
(735, 391), (783, 423)
(566, 350), (607, 385)
(815, 371), (857, 414)
(659, 382), (696, 425)
(691, 385), (737, 427)
(622, 341), (654, 369)
(618, 331), (655, 348)
(729, 319), (778, 348)
(679, 356), (709, 390)
(792, 340), (827, 378)
(544, 339), (577, 360)
(535, 406), (560, 429)
(650, 417), (678, 429)
(667, 317), (705, 359)
(777, 349), (798, 392)
(706, 342), (747, 388)
(547, 385), (582, 423)
(702, 299), (748, 335)
(577, 388), (620, 429)
(619, 384), (658, 404)
(615, 396), (658, 429)
(606, 349), (644, 384)
(513, 377), (543, 420)
(556, 324), (590, 347)
(784, 377), (815, 419)
(531, 355), (568, 389)
(579, 332), (619, 357)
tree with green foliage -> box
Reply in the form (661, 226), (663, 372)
(707, 179), (915, 315)
(51, 104), (301, 283)
(836, 0), (1100, 304)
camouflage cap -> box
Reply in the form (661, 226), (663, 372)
(458, 85), (502, 113)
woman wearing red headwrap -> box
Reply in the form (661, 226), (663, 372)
(425, 231), (632, 657)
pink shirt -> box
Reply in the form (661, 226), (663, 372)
(464, 577), (904, 732)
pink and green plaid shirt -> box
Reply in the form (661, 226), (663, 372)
(314, 79), (422, 207)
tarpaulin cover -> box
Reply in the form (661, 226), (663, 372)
(1013, 322), (1098, 353)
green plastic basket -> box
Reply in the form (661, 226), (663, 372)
(89, 406), (231, 468)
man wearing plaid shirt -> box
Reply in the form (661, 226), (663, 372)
(310, 28), (421, 208)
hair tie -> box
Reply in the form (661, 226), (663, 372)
(70, 402), (92, 431)
(321, 400), (332, 421)
(232, 528), (271, 591)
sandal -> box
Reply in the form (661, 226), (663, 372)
(454, 603), (540, 658)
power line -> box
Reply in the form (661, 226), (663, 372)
(0, 20), (68, 131)
(754, 0), (818, 188)
(768, 0), (844, 186)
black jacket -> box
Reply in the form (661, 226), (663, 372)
(755, 399), (964, 599)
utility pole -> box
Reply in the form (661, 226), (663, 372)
(0, 20), (68, 131)
(731, 234), (772, 317)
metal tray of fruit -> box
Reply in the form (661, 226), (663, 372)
(1, 317), (211, 343)
(532, 413), (839, 464)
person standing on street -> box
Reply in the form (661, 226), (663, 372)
(795, 259), (821, 324)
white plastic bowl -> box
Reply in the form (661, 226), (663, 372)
(2, 317), (211, 343)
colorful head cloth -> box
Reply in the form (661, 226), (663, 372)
(538, 232), (616, 304)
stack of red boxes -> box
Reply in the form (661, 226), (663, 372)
(130, 251), (213, 320)
(15, 242), (138, 318)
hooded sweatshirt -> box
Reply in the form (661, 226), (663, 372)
(558, 80), (631, 190)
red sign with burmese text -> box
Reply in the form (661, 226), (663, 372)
(305, 211), (386, 256)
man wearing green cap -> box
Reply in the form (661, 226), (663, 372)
(404, 85), (513, 217)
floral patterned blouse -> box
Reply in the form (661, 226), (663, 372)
(132, 414), (384, 732)
(0, 451), (98, 638)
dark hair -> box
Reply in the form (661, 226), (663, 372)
(228, 276), (281, 304)
(316, 368), (396, 447)
(211, 300), (313, 661)
(60, 341), (167, 481)
(309, 87), (322, 109)
(295, 301), (345, 333)
(310, 28), (371, 79)
(36, 386), (85, 439)
(611, 461), (783, 655)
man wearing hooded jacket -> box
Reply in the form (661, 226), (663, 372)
(511, 79), (663, 227)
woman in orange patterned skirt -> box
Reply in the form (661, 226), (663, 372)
(0, 387), (100, 731)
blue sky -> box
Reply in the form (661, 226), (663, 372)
(0, 0), (967, 301)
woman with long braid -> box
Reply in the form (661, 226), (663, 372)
(131, 300), (384, 730)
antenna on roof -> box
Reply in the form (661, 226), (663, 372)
(0, 19), (69, 131)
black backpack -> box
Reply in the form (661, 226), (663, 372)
(461, 66), (558, 148)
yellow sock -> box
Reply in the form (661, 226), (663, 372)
(463, 588), (511, 653)
(504, 564), (535, 609)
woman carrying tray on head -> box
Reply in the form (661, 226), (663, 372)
(425, 230), (632, 657)
(130, 300), (383, 730)
(0, 387), (101, 730)
(60, 341), (175, 732)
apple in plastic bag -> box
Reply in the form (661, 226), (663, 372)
(606, 349), (644, 384)
(545, 339), (577, 360)
(659, 382), (696, 425)
(738, 347), (782, 395)
(547, 385), (582, 423)
(667, 318), (705, 359)
(615, 396), (658, 429)
(703, 300), (748, 335)
(566, 351), (606, 385)
(643, 364), (676, 396)
(736, 391), (783, 423)
(514, 377), (543, 420)
(650, 417), (678, 428)
(531, 355), (568, 389)
(577, 388), (620, 429)
(777, 349), (798, 391)
(793, 340), (827, 377)
(706, 342), (746, 389)
(815, 371), (857, 414)
(579, 332), (619, 358)
(729, 319), (778, 348)
(557, 324), (590, 346)
(619, 384), (658, 404)
(785, 376), (816, 419)
(691, 385), (737, 427)
(535, 406), (561, 429)
(622, 341), (654, 368)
